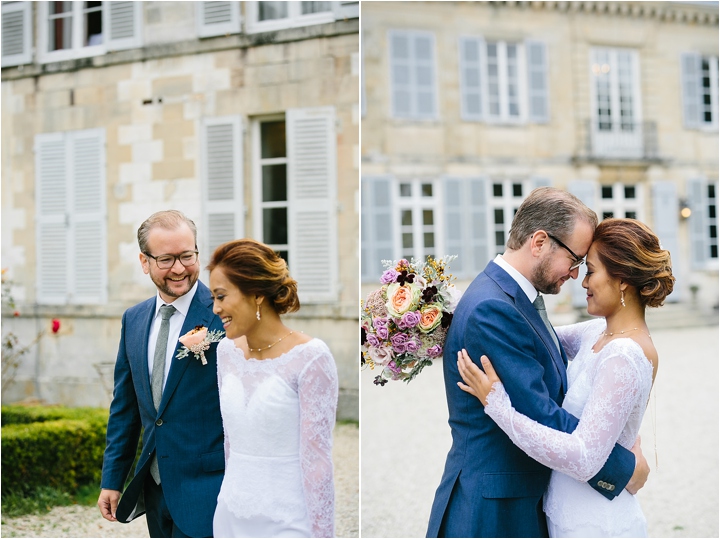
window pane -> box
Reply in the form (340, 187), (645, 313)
(423, 210), (434, 225)
(493, 183), (503, 197)
(711, 245), (718, 259)
(421, 183), (433, 197)
(301, 2), (331, 14)
(399, 183), (412, 197)
(513, 183), (522, 197)
(602, 211), (614, 220)
(710, 225), (717, 239)
(262, 164), (287, 202)
(263, 208), (288, 244)
(401, 209), (413, 226)
(261, 121), (286, 159)
(402, 232), (413, 248)
(259, 1), (288, 20)
(48, 4), (73, 52)
(84, 1), (103, 46)
(424, 232), (434, 248)
(495, 231), (504, 247)
(494, 209), (504, 224)
(709, 184), (716, 198)
(624, 186), (636, 199)
(50, 2), (73, 15)
(625, 211), (636, 219)
(601, 186), (613, 199)
(709, 206), (716, 219)
(276, 250), (289, 267)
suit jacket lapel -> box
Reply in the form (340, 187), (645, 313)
(157, 283), (214, 416)
(132, 300), (156, 408)
(485, 262), (569, 393)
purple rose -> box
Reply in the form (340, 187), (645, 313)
(397, 310), (421, 330)
(376, 325), (389, 340)
(366, 333), (381, 348)
(373, 317), (389, 328)
(427, 344), (443, 358)
(405, 337), (421, 354)
(390, 332), (409, 354)
(381, 269), (400, 284)
(387, 361), (402, 374)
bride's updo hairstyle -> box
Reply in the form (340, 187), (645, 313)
(208, 239), (300, 315)
(592, 219), (675, 308)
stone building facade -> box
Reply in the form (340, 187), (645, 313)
(361, 1), (718, 314)
(1, 1), (360, 419)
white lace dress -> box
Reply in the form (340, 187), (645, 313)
(484, 318), (653, 538)
(212, 338), (338, 538)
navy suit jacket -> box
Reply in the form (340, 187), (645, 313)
(101, 281), (225, 538)
(426, 261), (635, 538)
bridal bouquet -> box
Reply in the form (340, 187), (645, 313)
(361, 256), (461, 385)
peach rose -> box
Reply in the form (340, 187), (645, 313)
(385, 282), (422, 318)
(418, 304), (443, 333)
(179, 326), (208, 348)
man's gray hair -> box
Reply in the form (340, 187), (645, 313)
(137, 210), (198, 253)
(507, 187), (598, 249)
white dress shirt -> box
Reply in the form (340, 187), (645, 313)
(493, 254), (538, 303)
(147, 281), (199, 390)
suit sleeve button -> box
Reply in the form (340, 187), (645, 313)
(156, 419), (163, 426)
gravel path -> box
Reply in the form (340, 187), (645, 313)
(1, 423), (358, 538)
(361, 326), (719, 538)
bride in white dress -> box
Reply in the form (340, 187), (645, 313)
(208, 239), (338, 538)
(457, 218), (674, 538)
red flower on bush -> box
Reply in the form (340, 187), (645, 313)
(51, 319), (61, 334)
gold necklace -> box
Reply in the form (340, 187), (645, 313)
(601, 327), (651, 337)
(248, 330), (294, 352)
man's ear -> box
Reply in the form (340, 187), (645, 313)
(139, 252), (150, 275)
(529, 230), (549, 258)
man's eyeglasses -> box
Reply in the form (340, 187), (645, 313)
(546, 234), (585, 271)
(143, 250), (198, 270)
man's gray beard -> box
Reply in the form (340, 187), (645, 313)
(531, 256), (561, 295)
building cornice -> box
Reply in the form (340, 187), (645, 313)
(494, 1), (719, 25)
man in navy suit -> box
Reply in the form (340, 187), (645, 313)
(427, 188), (650, 537)
(98, 210), (225, 537)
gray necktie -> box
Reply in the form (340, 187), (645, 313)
(150, 304), (175, 484)
(533, 294), (560, 354)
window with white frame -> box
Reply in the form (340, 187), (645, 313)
(35, 128), (107, 305)
(681, 53), (719, 130)
(395, 180), (439, 262)
(252, 107), (339, 303)
(489, 180), (530, 255)
(389, 30), (437, 120)
(598, 183), (643, 221)
(245, 1), (337, 33)
(589, 48), (643, 158)
(459, 37), (548, 124)
(37, 1), (142, 63)
(688, 178), (719, 268)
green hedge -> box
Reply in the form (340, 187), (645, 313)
(1, 406), (109, 496)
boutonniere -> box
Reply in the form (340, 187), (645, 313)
(176, 325), (225, 365)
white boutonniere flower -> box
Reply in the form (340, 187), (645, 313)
(176, 326), (224, 365)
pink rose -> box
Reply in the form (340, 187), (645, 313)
(179, 326), (208, 347)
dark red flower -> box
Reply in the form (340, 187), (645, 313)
(51, 319), (61, 333)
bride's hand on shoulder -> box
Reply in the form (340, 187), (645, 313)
(457, 349), (500, 406)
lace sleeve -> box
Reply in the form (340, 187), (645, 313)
(484, 350), (644, 482)
(216, 338), (232, 467)
(555, 319), (604, 361)
(298, 346), (338, 537)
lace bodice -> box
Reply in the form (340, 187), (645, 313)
(485, 318), (653, 535)
(216, 337), (338, 538)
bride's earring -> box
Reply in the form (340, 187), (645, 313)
(620, 290), (626, 308)
(256, 304), (261, 321)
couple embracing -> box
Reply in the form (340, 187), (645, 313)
(97, 210), (338, 538)
(428, 187), (674, 538)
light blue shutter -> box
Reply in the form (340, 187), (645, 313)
(361, 177), (395, 282)
(567, 180), (597, 308)
(106, 2), (142, 51)
(390, 31), (412, 118)
(652, 181), (680, 302)
(1, 2), (32, 67)
(287, 106), (338, 303)
(333, 1), (359, 19)
(681, 53), (702, 129)
(197, 1), (240, 38)
(459, 36), (485, 121)
(414, 32), (436, 119)
(444, 177), (489, 279)
(202, 116), (244, 262)
(390, 30), (436, 119)
(70, 129), (107, 304)
(36, 133), (69, 304)
(526, 40), (549, 124)
(687, 177), (708, 269)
